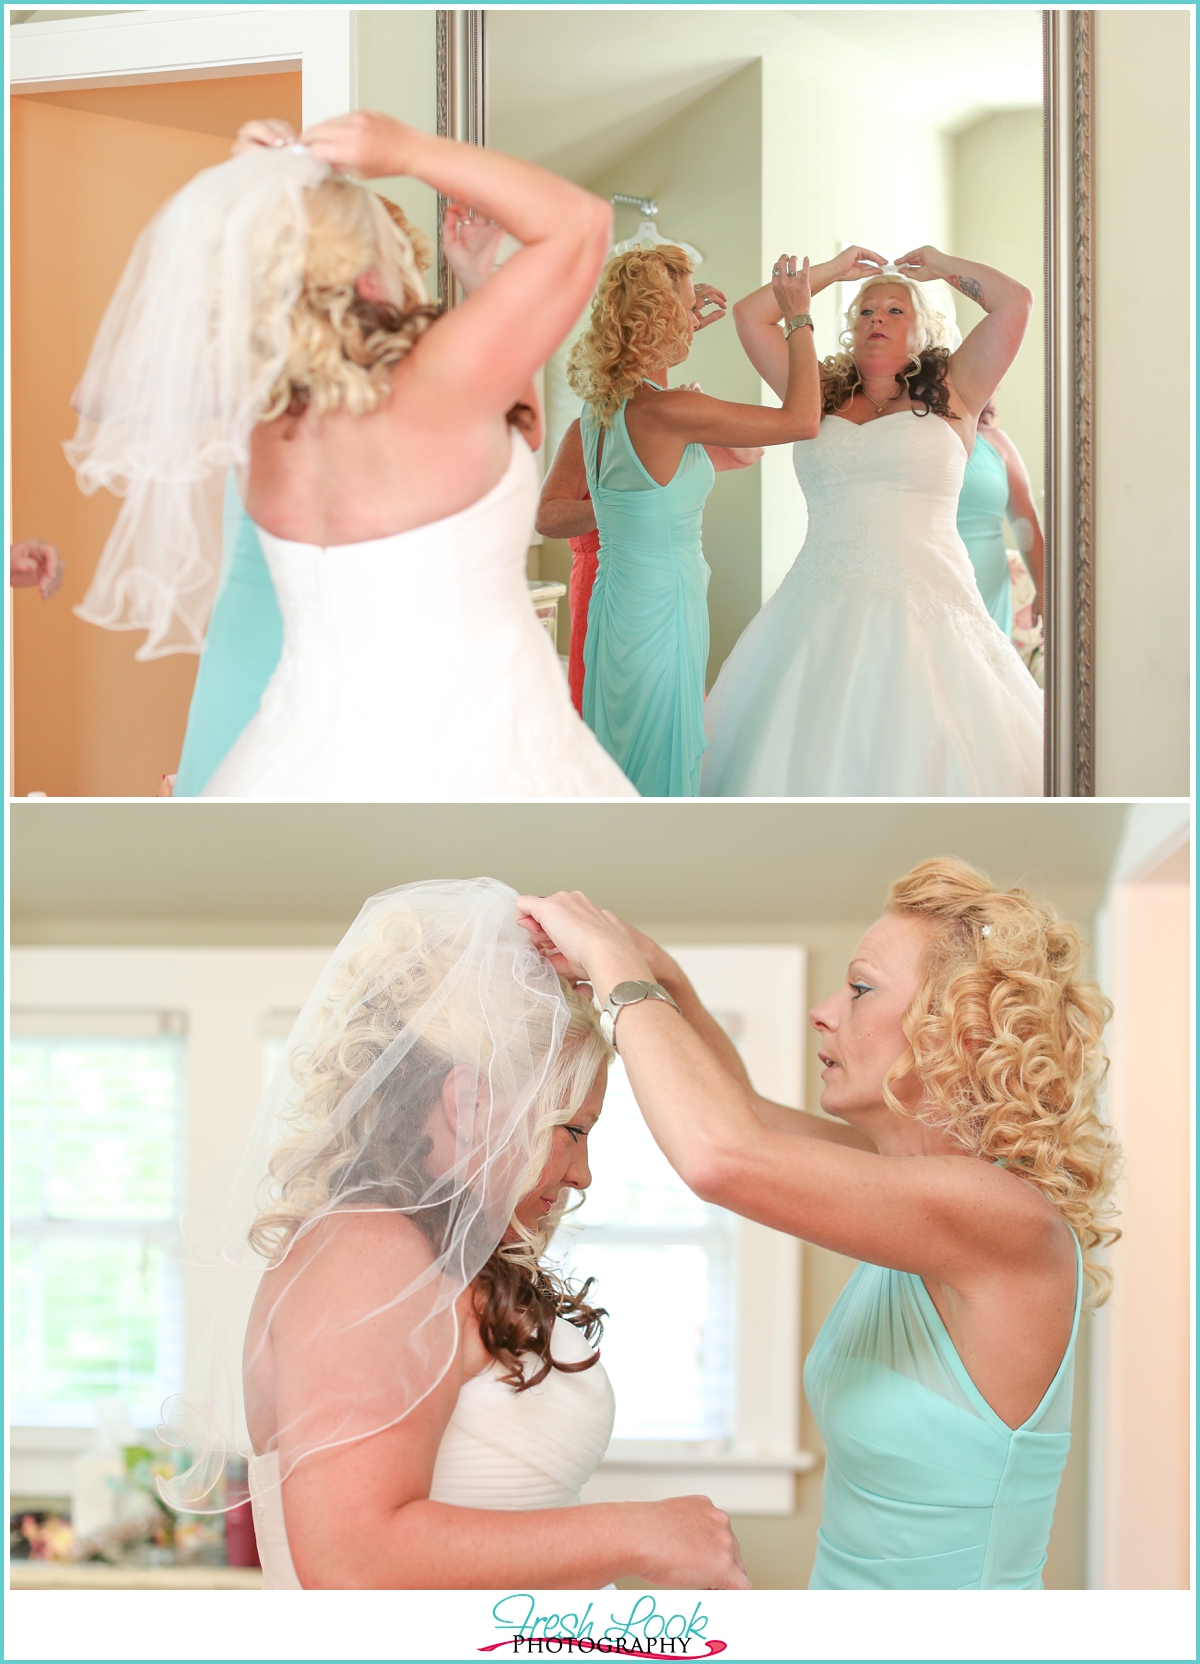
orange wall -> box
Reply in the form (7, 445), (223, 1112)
(10, 74), (302, 798)
(23, 70), (302, 140)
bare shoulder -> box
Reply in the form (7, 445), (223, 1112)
(269, 1209), (435, 1290)
(632, 385), (705, 427)
(924, 1153), (1074, 1262)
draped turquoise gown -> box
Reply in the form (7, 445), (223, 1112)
(580, 389), (714, 797)
(174, 475), (283, 797)
(804, 1235), (1081, 1588)
(956, 433), (1013, 633)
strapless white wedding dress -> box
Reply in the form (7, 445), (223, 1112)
(701, 414), (1043, 797)
(203, 437), (636, 800)
(248, 1317), (615, 1588)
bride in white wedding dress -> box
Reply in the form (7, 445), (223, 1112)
(67, 113), (634, 800)
(162, 880), (745, 1589)
(701, 247), (1043, 798)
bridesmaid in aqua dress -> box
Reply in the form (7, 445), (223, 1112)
(517, 859), (1120, 1588)
(561, 246), (824, 796)
(173, 476), (282, 796)
(956, 399), (1045, 635)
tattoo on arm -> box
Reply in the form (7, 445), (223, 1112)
(948, 274), (984, 305)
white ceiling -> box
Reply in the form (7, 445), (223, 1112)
(12, 802), (1127, 943)
(488, 7), (1044, 183)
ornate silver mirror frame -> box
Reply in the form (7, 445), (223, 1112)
(1044, 9), (1095, 797)
(440, 9), (1095, 797)
(436, 9), (487, 308)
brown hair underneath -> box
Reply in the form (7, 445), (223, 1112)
(474, 1255), (606, 1392)
(822, 346), (958, 421)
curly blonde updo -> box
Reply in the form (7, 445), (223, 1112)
(566, 244), (693, 426)
(884, 857), (1120, 1306)
(261, 177), (438, 422)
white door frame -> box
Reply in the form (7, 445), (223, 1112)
(7, 6), (357, 127)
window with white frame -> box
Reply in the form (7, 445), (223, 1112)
(10, 944), (810, 1512)
(9, 1011), (187, 1428)
(554, 1055), (737, 1445)
(560, 946), (811, 1511)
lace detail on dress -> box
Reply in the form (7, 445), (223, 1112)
(701, 411), (1044, 798)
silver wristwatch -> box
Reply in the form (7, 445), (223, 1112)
(784, 313), (814, 337)
(598, 980), (681, 1047)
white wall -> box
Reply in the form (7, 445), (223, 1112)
(951, 108), (1044, 509)
(759, 55), (950, 600)
(1089, 804), (1191, 1589)
(352, 10), (439, 281)
(1093, 9), (1192, 796)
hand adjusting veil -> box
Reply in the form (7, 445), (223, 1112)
(161, 877), (572, 1512)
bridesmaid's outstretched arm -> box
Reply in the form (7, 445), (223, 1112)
(733, 245), (887, 399)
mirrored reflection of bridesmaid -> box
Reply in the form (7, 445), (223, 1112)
(956, 398), (1045, 637)
(559, 246), (820, 797)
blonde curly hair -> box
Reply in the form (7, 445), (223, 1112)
(566, 244), (693, 426)
(883, 857), (1121, 1308)
(261, 176), (438, 423)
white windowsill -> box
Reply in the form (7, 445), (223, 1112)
(584, 1446), (818, 1516)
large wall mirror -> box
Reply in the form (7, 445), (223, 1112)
(448, 7), (1094, 797)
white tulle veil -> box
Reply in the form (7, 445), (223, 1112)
(160, 877), (574, 1512)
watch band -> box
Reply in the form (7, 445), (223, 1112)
(784, 313), (814, 337)
(598, 980), (681, 1047)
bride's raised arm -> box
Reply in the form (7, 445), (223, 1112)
(893, 245), (1032, 419)
(298, 111), (611, 427)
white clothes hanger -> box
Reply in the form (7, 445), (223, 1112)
(609, 194), (703, 265)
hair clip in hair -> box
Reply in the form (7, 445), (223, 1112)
(980, 924), (992, 938)
(289, 143), (309, 155)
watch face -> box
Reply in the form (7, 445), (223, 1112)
(610, 980), (650, 1005)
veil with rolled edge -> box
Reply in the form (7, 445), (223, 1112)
(65, 146), (331, 659)
(158, 877), (572, 1513)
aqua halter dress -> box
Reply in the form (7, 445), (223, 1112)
(174, 474), (283, 797)
(579, 389), (714, 797)
(804, 1235), (1082, 1589)
(956, 433), (1013, 633)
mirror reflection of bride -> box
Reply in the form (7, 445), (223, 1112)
(67, 113), (637, 802)
(702, 249), (1044, 799)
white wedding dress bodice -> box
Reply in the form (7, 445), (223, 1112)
(248, 1316), (615, 1589)
(701, 413), (1043, 797)
(203, 437), (636, 800)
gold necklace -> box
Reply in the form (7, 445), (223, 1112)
(859, 383), (900, 416)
